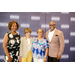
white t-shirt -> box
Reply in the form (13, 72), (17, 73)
(26, 38), (31, 50)
(48, 28), (56, 42)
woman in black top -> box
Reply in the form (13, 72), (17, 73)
(3, 21), (20, 62)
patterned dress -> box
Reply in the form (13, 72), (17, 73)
(4, 32), (20, 62)
(32, 37), (49, 59)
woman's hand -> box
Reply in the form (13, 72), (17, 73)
(21, 36), (25, 38)
(44, 48), (49, 62)
(44, 57), (47, 62)
(19, 56), (21, 62)
(8, 56), (12, 62)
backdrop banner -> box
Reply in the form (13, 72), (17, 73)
(0, 12), (75, 62)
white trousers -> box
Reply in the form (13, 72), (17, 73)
(33, 58), (44, 62)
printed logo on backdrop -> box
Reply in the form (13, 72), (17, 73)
(70, 32), (75, 36)
(61, 54), (69, 59)
(51, 17), (60, 21)
(61, 24), (69, 29)
(64, 39), (69, 44)
(0, 22), (8, 27)
(10, 15), (19, 19)
(31, 16), (40, 20)
(31, 32), (37, 36)
(61, 12), (69, 14)
(41, 24), (49, 28)
(70, 47), (75, 51)
(0, 39), (3, 43)
(0, 55), (4, 60)
(21, 23), (30, 27)
(70, 17), (75, 21)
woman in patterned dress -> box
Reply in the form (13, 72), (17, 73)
(3, 21), (20, 62)
(32, 28), (49, 62)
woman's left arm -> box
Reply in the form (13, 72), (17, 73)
(44, 48), (49, 62)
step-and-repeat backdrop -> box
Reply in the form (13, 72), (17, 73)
(0, 12), (75, 62)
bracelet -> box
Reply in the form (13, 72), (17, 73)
(44, 56), (47, 58)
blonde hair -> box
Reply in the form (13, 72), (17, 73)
(24, 28), (32, 34)
(37, 28), (44, 34)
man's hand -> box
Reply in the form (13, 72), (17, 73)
(57, 55), (61, 59)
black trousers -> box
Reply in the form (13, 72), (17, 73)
(48, 56), (60, 62)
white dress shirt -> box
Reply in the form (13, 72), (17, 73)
(48, 28), (56, 42)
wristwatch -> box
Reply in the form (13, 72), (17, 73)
(44, 56), (47, 58)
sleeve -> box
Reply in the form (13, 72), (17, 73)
(58, 32), (65, 56)
(45, 39), (49, 49)
(6, 32), (8, 37)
